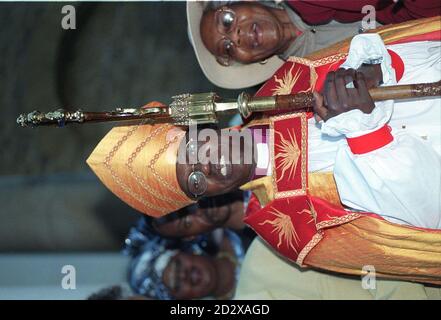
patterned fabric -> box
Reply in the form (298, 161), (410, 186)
(87, 105), (194, 217)
(125, 216), (213, 299)
(128, 241), (177, 300)
(125, 217), (245, 299)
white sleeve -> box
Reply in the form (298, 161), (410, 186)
(319, 34), (441, 229)
(321, 33), (395, 139)
(332, 131), (441, 229)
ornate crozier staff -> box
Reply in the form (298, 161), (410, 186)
(17, 80), (441, 127)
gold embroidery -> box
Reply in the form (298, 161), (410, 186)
(147, 133), (185, 198)
(288, 53), (348, 92)
(274, 128), (300, 183)
(297, 232), (323, 266)
(298, 201), (318, 225)
(272, 64), (303, 95)
(259, 207), (300, 254)
(287, 56), (313, 65)
(300, 113), (307, 193)
(269, 112), (308, 198)
(275, 189), (306, 199)
(104, 124), (169, 214)
(316, 213), (362, 230)
(312, 53), (348, 67)
(126, 125), (189, 208)
(288, 53), (348, 68)
(310, 67), (318, 92)
(297, 212), (362, 266)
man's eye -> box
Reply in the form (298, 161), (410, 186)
(221, 12), (235, 31)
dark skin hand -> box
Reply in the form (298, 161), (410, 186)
(313, 66), (381, 121)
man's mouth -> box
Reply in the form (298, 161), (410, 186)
(251, 23), (261, 48)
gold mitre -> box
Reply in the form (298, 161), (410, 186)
(87, 103), (194, 217)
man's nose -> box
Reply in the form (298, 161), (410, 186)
(230, 27), (242, 47)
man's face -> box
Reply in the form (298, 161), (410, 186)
(152, 198), (234, 238)
(200, 3), (284, 65)
(162, 253), (216, 299)
(175, 129), (256, 199)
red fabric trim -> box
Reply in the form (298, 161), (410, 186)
(245, 193), (261, 217)
(347, 125), (394, 154)
(389, 30), (441, 46)
(314, 60), (345, 93)
(388, 49), (404, 82)
(313, 49), (404, 93)
(286, 0), (441, 25)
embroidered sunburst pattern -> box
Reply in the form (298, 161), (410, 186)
(298, 201), (318, 225)
(274, 128), (300, 183)
(272, 64), (302, 95)
(259, 207), (299, 254)
(326, 213), (340, 220)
